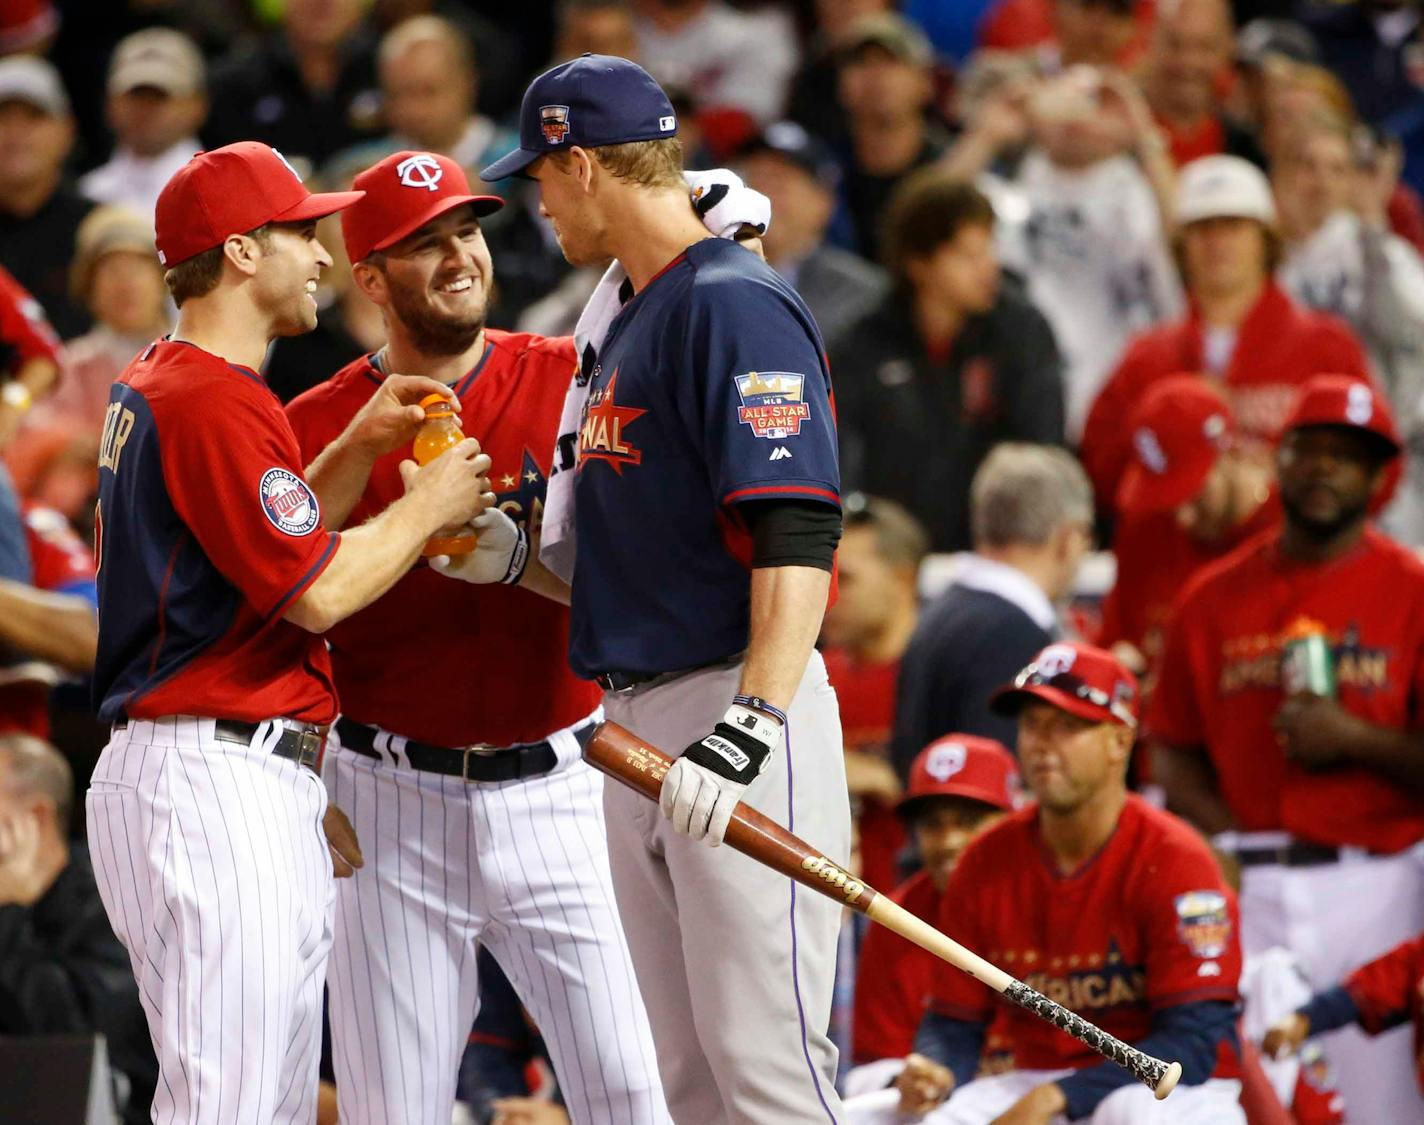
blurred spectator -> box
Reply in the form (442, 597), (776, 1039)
(1148, 375), (1424, 1122)
(0, 732), (156, 1125)
(973, 66), (1182, 440)
(204, 0), (384, 170)
(1098, 376), (1276, 690)
(820, 494), (928, 895)
(1142, 0), (1265, 168)
(1228, 17), (1320, 142)
(734, 122), (888, 341)
(834, 173), (1065, 551)
(834, 13), (948, 262)
(785, 0), (891, 146)
(890, 444), (1092, 778)
(1081, 155), (1370, 513)
(979, 0), (1147, 69)
(554, 0), (639, 62)
(0, 503), (97, 738)
(0, 56), (93, 339)
(324, 15), (517, 191)
(0, 261), (62, 452)
(0, 0), (57, 56)
(632, 0), (797, 125)
(848, 736), (1017, 1082)
(895, 642), (1243, 1125)
(78, 29), (206, 222)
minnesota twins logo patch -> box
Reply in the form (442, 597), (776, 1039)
(540, 104), (571, 144)
(259, 468), (320, 536)
(1174, 891), (1231, 959)
(396, 153), (443, 191)
(734, 371), (810, 439)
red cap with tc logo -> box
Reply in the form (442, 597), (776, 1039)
(991, 642), (1140, 728)
(154, 142), (364, 267)
(898, 734), (1021, 817)
(341, 151), (504, 265)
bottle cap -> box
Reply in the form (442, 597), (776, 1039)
(420, 392), (455, 417)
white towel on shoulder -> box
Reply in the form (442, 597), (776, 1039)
(538, 169), (771, 583)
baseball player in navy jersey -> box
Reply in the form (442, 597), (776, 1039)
(475, 56), (851, 1123)
(285, 150), (667, 1125)
(84, 142), (493, 1124)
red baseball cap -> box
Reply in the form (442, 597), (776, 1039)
(991, 642), (1140, 728)
(154, 142), (364, 267)
(342, 151), (504, 265)
(1116, 376), (1234, 516)
(898, 734), (1020, 818)
(1282, 374), (1401, 457)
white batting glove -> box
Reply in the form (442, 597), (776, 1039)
(429, 506), (529, 585)
(660, 701), (782, 846)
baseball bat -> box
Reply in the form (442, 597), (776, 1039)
(584, 720), (1183, 1100)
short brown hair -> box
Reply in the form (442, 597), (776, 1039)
(880, 169), (995, 282)
(564, 137), (685, 188)
(843, 493), (929, 571)
(164, 223), (274, 306)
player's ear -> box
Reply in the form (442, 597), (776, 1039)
(350, 259), (388, 305)
(570, 146), (597, 194)
(222, 232), (262, 278)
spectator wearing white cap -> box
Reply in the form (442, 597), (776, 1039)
(1081, 154), (1371, 513)
(0, 56), (93, 340)
(79, 29), (207, 222)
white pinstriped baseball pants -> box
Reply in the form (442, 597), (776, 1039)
(322, 713), (668, 1125)
(86, 716), (334, 1125)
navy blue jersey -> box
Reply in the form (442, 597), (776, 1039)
(569, 238), (840, 677)
(93, 340), (340, 725)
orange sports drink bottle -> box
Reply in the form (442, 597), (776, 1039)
(412, 393), (478, 557)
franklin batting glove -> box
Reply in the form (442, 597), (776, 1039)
(660, 701), (782, 847)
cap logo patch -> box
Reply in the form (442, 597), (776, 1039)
(540, 104), (571, 144)
(259, 467), (320, 536)
(659, 114), (676, 132)
(270, 147), (303, 182)
(1133, 426), (1168, 474)
(1346, 383), (1373, 425)
(926, 743), (967, 782)
(1174, 890), (1232, 958)
(1037, 645), (1078, 678)
(396, 154), (443, 191)
(1204, 413), (1226, 442)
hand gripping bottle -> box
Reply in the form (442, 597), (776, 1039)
(412, 393), (478, 557)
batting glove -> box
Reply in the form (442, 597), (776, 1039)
(661, 700), (783, 847)
(428, 506), (529, 585)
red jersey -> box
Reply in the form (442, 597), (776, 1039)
(286, 331), (601, 747)
(1146, 527), (1424, 853)
(1345, 931), (1424, 1093)
(0, 504), (96, 737)
(854, 869), (940, 1063)
(928, 795), (1241, 1073)
(1081, 285), (1369, 511)
(0, 262), (62, 376)
(823, 645), (905, 893)
(93, 340), (339, 725)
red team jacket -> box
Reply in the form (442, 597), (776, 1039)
(0, 261), (62, 376)
(286, 330), (601, 747)
(1345, 932), (1424, 1093)
(1147, 527), (1424, 853)
(928, 795), (1241, 1075)
(1080, 284), (1368, 510)
(853, 869), (941, 1063)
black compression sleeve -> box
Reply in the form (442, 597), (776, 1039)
(740, 500), (842, 571)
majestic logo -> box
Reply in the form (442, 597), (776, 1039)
(769, 446), (792, 461)
(396, 154), (444, 191)
(1174, 890), (1232, 959)
(259, 468), (320, 536)
(735, 371), (811, 439)
(540, 104), (571, 144)
(579, 371), (646, 474)
(925, 742), (967, 782)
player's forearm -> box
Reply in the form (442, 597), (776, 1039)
(304, 429), (381, 530)
(738, 565), (831, 713)
(516, 548), (571, 606)
(1335, 721), (1424, 796)
(911, 1010), (985, 1088)
(0, 580), (97, 671)
(1151, 743), (1236, 836)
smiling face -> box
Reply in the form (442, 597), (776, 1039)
(251, 220), (333, 337)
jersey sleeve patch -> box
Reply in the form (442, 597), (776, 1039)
(1173, 890), (1232, 959)
(734, 371), (811, 439)
(259, 468), (321, 536)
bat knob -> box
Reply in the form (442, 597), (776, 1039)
(1153, 1061), (1183, 1100)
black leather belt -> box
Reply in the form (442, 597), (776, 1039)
(113, 717), (324, 771)
(594, 653), (743, 694)
(334, 717), (594, 783)
(1232, 841), (1345, 868)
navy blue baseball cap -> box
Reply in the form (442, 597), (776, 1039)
(480, 54), (679, 181)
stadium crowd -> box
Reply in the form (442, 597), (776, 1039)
(3, 1), (1424, 1122)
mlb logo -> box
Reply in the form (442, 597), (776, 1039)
(540, 104), (571, 145)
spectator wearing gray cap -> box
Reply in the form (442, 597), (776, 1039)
(734, 121), (888, 343)
(79, 29), (207, 223)
(0, 56), (93, 340)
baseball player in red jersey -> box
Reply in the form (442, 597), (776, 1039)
(85, 142), (494, 1125)
(285, 150), (668, 1125)
(847, 736), (1017, 1094)
(1148, 373), (1424, 1121)
(0, 259), (62, 446)
(1098, 376), (1277, 689)
(0, 503), (97, 736)
(898, 642), (1245, 1124)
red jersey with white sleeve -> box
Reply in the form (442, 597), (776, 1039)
(0, 261), (62, 375)
(853, 869), (940, 1063)
(926, 795), (1242, 1073)
(285, 329), (601, 747)
(93, 340), (340, 725)
(1145, 526), (1424, 853)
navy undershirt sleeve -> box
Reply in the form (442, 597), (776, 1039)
(912, 1010), (987, 1090)
(1298, 985), (1361, 1036)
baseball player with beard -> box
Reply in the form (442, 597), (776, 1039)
(470, 55), (851, 1123)
(285, 151), (668, 1125)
